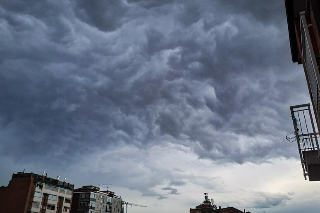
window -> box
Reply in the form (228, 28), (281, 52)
(107, 197), (112, 203)
(48, 194), (57, 201)
(44, 184), (58, 192)
(65, 198), (71, 203)
(29, 201), (40, 208)
(106, 205), (111, 212)
(34, 191), (42, 198)
(89, 201), (96, 210)
(46, 205), (55, 210)
(90, 193), (96, 201)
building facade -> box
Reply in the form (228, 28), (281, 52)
(285, 0), (320, 181)
(0, 172), (74, 213)
(285, 0), (320, 130)
(71, 186), (123, 213)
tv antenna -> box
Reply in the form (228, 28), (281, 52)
(98, 183), (112, 191)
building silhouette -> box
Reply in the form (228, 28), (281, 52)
(189, 193), (249, 213)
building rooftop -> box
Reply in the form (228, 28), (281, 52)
(74, 186), (121, 198)
(10, 172), (74, 190)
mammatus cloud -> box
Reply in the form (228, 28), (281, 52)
(0, 0), (304, 167)
(0, 1), (311, 210)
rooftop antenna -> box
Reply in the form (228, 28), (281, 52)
(98, 183), (112, 191)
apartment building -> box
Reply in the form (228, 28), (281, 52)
(0, 172), (74, 213)
(285, 0), (320, 129)
(285, 0), (320, 181)
(71, 186), (123, 213)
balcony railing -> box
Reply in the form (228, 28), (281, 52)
(300, 12), (320, 127)
(290, 104), (320, 180)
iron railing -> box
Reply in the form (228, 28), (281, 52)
(300, 12), (320, 128)
(290, 104), (320, 179)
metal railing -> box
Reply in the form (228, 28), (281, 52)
(290, 103), (320, 180)
(300, 12), (320, 127)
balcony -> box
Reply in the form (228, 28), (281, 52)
(300, 12), (320, 127)
(290, 104), (320, 181)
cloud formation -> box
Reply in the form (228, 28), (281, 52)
(0, 0), (304, 166)
(162, 186), (179, 195)
(0, 0), (314, 212)
(251, 192), (293, 209)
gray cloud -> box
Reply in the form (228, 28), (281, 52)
(127, 0), (173, 9)
(162, 186), (179, 195)
(250, 192), (293, 209)
(72, 0), (129, 32)
(0, 0), (308, 202)
(157, 195), (168, 200)
(169, 180), (186, 186)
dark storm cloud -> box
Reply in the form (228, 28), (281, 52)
(72, 0), (129, 32)
(0, 0), (306, 178)
(127, 0), (173, 9)
(216, 0), (286, 26)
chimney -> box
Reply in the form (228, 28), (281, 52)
(244, 209), (246, 213)
(219, 206), (221, 209)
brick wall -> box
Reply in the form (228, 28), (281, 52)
(0, 175), (34, 213)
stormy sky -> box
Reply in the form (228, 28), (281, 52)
(1, 0), (320, 212)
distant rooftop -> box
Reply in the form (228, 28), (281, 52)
(11, 172), (74, 190)
(74, 186), (121, 198)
